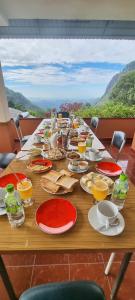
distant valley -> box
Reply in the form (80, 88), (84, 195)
(30, 98), (98, 110)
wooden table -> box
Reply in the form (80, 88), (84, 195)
(0, 120), (134, 300)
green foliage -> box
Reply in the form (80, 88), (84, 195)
(110, 71), (135, 105)
(75, 101), (135, 118)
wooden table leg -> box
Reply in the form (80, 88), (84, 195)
(111, 252), (133, 300)
(0, 256), (17, 300)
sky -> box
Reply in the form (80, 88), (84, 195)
(0, 39), (135, 101)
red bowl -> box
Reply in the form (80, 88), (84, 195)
(96, 161), (122, 176)
(0, 173), (27, 188)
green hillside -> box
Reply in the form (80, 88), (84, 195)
(6, 87), (45, 117)
(76, 61), (135, 118)
(110, 71), (135, 105)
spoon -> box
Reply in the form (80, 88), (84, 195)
(96, 218), (119, 231)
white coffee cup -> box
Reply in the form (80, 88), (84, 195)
(89, 148), (101, 161)
(97, 201), (118, 230)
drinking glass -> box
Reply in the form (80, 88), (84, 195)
(91, 180), (108, 204)
(17, 178), (33, 207)
(78, 142), (86, 158)
(58, 113), (62, 119)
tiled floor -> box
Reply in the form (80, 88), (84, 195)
(0, 141), (134, 299)
(0, 251), (135, 300)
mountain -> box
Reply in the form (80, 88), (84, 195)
(101, 61), (135, 102)
(6, 87), (44, 114)
(109, 70), (135, 105)
(31, 98), (98, 110)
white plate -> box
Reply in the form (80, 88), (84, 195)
(41, 184), (73, 195)
(68, 163), (89, 174)
(80, 173), (113, 195)
(85, 153), (103, 162)
(88, 205), (125, 236)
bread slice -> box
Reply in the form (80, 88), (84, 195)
(40, 178), (60, 193)
(42, 170), (63, 183)
(59, 169), (73, 177)
(57, 175), (78, 190)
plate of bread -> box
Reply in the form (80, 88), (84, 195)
(80, 172), (114, 195)
(40, 169), (78, 195)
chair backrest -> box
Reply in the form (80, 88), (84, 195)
(111, 131), (126, 150)
(57, 111), (69, 118)
(19, 281), (105, 300)
(91, 117), (99, 129)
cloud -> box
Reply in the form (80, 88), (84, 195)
(3, 64), (117, 87)
(0, 39), (135, 66)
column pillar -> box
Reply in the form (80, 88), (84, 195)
(0, 62), (15, 152)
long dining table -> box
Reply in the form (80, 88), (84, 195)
(0, 118), (135, 300)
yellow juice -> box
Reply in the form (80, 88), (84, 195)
(78, 142), (86, 154)
(73, 121), (79, 129)
(91, 180), (108, 201)
(17, 180), (32, 200)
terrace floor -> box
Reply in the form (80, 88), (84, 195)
(0, 141), (135, 300)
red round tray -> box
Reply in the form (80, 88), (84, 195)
(28, 159), (52, 173)
(36, 198), (77, 234)
(0, 173), (26, 188)
(96, 161), (122, 176)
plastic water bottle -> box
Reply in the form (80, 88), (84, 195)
(111, 173), (129, 210)
(5, 184), (25, 228)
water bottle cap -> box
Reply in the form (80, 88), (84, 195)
(6, 184), (14, 192)
(119, 173), (128, 181)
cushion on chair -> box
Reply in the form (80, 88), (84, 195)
(0, 153), (16, 168)
(19, 281), (105, 300)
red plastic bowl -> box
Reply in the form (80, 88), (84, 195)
(0, 173), (26, 188)
(96, 161), (122, 176)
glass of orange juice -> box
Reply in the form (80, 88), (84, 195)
(73, 120), (79, 129)
(17, 179), (33, 207)
(78, 142), (86, 158)
(91, 180), (108, 204)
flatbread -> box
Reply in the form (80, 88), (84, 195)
(42, 170), (63, 183)
(40, 178), (60, 193)
(57, 175), (78, 190)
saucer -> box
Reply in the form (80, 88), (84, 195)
(88, 205), (125, 236)
(85, 153), (102, 162)
(68, 163), (89, 173)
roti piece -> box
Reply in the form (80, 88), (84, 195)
(42, 170), (63, 183)
(40, 178), (60, 193)
(29, 164), (48, 171)
(57, 175), (78, 190)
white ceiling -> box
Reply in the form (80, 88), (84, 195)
(0, 0), (135, 23)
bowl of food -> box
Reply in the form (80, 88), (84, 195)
(29, 147), (42, 157)
(66, 151), (80, 161)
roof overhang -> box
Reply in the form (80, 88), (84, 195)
(0, 19), (135, 39)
